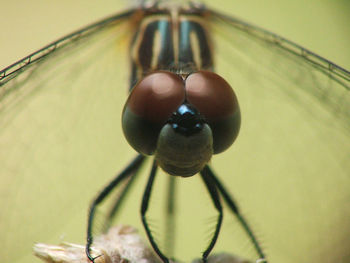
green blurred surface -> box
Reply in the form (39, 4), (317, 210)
(0, 1), (349, 263)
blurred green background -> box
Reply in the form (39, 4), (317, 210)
(1, 1), (349, 263)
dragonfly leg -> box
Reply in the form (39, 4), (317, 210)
(200, 168), (223, 262)
(141, 161), (170, 263)
(202, 165), (267, 262)
(103, 168), (140, 232)
(86, 154), (146, 262)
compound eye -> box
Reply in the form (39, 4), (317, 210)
(186, 71), (238, 121)
(185, 71), (241, 154)
(122, 71), (185, 155)
(127, 71), (185, 122)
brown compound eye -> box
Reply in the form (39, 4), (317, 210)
(122, 71), (185, 155)
(186, 71), (238, 121)
(185, 71), (241, 154)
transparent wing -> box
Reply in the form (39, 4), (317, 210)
(0, 9), (138, 263)
(1, 2), (350, 263)
(206, 8), (350, 263)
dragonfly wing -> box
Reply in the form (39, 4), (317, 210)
(206, 9), (350, 263)
(0, 9), (138, 263)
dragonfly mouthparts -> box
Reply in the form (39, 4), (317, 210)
(169, 103), (205, 136)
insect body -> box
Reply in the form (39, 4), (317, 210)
(86, 3), (261, 263)
(1, 1), (349, 263)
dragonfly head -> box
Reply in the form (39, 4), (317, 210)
(122, 70), (240, 177)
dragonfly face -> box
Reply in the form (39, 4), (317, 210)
(1, 1), (349, 263)
(122, 71), (241, 177)
(122, 6), (240, 177)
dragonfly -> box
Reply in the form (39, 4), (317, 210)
(1, 1), (349, 263)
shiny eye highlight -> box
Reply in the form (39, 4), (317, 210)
(126, 71), (185, 122)
(186, 71), (238, 120)
(185, 71), (241, 154)
(122, 71), (185, 155)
